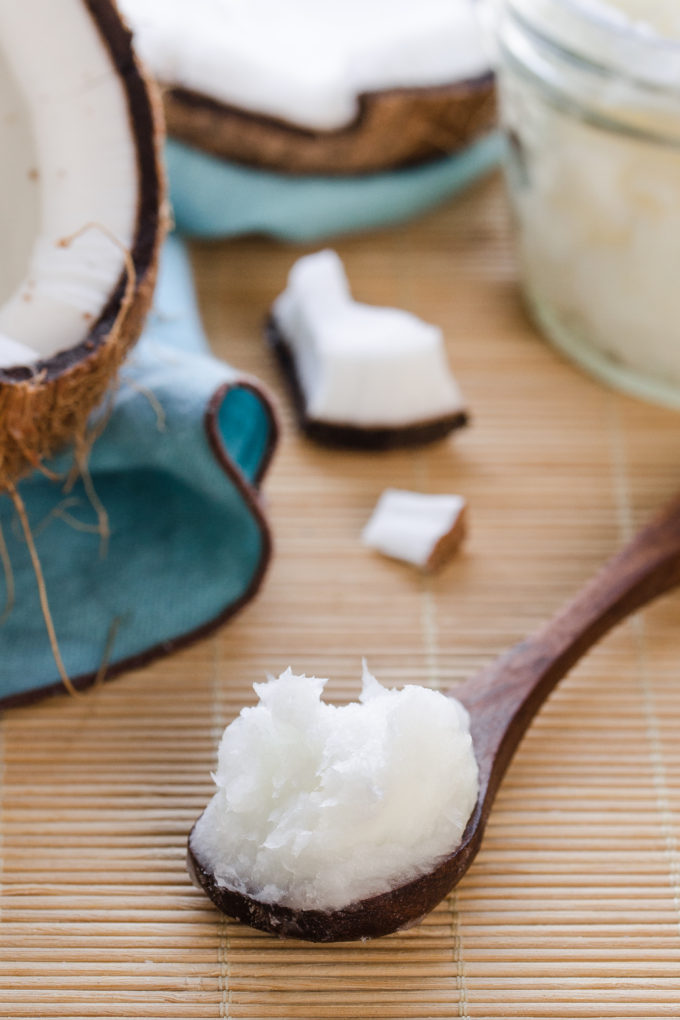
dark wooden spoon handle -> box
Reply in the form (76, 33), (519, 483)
(454, 495), (680, 812)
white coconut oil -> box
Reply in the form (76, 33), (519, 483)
(498, 0), (680, 406)
(191, 665), (479, 912)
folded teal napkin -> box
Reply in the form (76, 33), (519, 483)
(167, 134), (502, 242)
(0, 235), (277, 710)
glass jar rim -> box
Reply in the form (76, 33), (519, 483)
(505, 0), (680, 88)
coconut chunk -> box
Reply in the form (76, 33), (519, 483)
(362, 489), (467, 571)
(119, 0), (490, 132)
(269, 250), (467, 448)
(119, 0), (494, 175)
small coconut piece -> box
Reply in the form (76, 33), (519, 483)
(362, 489), (467, 571)
(0, 0), (166, 486)
(118, 0), (494, 175)
(268, 250), (467, 449)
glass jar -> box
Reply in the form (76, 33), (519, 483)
(497, 0), (680, 408)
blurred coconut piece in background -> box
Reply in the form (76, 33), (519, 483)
(118, 0), (495, 176)
(268, 250), (467, 448)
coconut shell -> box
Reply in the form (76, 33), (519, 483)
(0, 0), (167, 487)
(164, 75), (495, 176)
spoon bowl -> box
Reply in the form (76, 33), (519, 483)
(188, 493), (680, 941)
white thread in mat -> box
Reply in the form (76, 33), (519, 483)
(0, 715), (4, 929)
(211, 636), (225, 747)
(607, 400), (680, 936)
(637, 616), (680, 936)
(211, 637), (231, 1017)
(606, 401), (634, 543)
(421, 583), (441, 690)
(218, 915), (231, 1018)
(451, 892), (471, 1020)
(414, 457), (441, 690)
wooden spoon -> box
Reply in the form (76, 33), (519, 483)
(188, 494), (680, 942)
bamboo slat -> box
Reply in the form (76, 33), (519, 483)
(2, 174), (680, 1018)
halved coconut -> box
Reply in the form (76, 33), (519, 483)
(118, 0), (494, 175)
(0, 0), (166, 485)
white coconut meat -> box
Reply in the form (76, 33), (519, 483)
(272, 250), (466, 429)
(362, 489), (467, 570)
(118, 0), (491, 131)
(0, 0), (139, 370)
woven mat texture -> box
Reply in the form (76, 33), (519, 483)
(2, 176), (680, 1018)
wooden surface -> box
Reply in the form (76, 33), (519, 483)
(3, 173), (680, 1017)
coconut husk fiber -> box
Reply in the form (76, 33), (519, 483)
(0, 234), (277, 709)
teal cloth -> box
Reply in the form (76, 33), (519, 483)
(0, 235), (277, 709)
(168, 134), (503, 242)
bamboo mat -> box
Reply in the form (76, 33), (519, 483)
(3, 174), (680, 1018)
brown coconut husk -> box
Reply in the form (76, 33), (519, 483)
(163, 75), (495, 176)
(0, 0), (168, 490)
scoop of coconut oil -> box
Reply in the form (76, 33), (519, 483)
(191, 664), (479, 912)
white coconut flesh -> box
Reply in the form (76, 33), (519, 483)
(118, 0), (491, 132)
(362, 490), (467, 569)
(0, 0), (139, 371)
(272, 251), (466, 428)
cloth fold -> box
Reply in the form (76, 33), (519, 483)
(0, 235), (277, 710)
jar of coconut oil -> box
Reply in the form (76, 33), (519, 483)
(497, 0), (680, 407)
